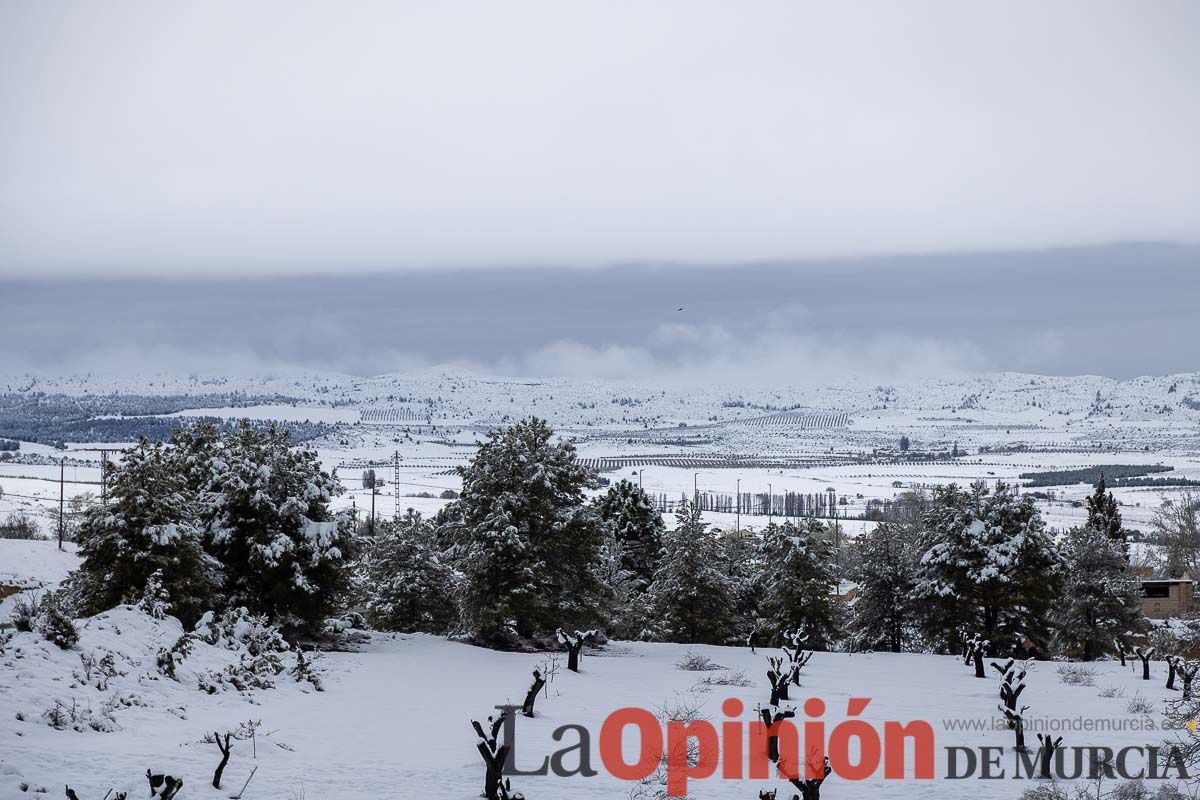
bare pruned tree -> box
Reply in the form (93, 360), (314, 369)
(471, 710), (512, 800)
(967, 634), (989, 678)
(1167, 655), (1183, 691)
(212, 731), (233, 789)
(1036, 734), (1063, 779)
(1135, 646), (1156, 680)
(557, 628), (596, 672)
(1181, 661), (1200, 700)
(521, 668), (547, 718)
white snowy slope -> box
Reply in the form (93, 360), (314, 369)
(1, 614), (1190, 799)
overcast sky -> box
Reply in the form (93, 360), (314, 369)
(1, 3), (1197, 381)
(1, 1), (1198, 276)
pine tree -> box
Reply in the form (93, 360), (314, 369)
(755, 519), (837, 648)
(139, 569), (172, 620)
(849, 521), (920, 652)
(593, 536), (654, 640)
(594, 480), (665, 587)
(649, 503), (735, 644)
(440, 418), (605, 644)
(1085, 476), (1125, 545)
(358, 510), (457, 633)
(69, 438), (221, 627)
(914, 482), (1062, 656)
(721, 531), (761, 639)
(1055, 525), (1142, 660)
(199, 422), (353, 632)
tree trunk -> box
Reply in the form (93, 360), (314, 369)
(522, 670), (547, 717)
(212, 732), (232, 789)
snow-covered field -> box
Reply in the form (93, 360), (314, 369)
(4, 367), (1200, 540)
(0, 541), (1192, 799)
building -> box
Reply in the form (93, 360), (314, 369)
(1139, 576), (1194, 620)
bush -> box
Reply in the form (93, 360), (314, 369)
(194, 607), (289, 655)
(693, 668), (753, 689)
(156, 634), (196, 679)
(1019, 786), (1069, 800)
(10, 592), (41, 632)
(1098, 684), (1126, 698)
(15, 592), (78, 649)
(1127, 693), (1156, 714)
(39, 601), (79, 650)
(675, 650), (723, 671)
(1057, 663), (1097, 686)
(0, 512), (41, 540)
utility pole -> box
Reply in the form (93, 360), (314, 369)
(693, 472), (700, 509)
(767, 482), (772, 525)
(58, 458), (65, 551)
(393, 450), (402, 521)
(637, 469), (644, 489)
(736, 477), (741, 533)
(369, 479), (377, 537)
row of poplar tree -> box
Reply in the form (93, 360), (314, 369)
(65, 417), (1140, 659)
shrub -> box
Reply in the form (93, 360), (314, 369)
(675, 650), (723, 672)
(0, 512), (41, 540)
(1127, 693), (1156, 714)
(10, 592), (41, 633)
(156, 634), (196, 680)
(1098, 684), (1126, 698)
(1057, 663), (1097, 686)
(194, 607), (288, 655)
(38, 594), (78, 650)
(693, 668), (753, 689)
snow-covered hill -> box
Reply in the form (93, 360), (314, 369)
(2, 608), (1192, 799)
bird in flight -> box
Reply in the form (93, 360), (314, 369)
(677, 307), (685, 312)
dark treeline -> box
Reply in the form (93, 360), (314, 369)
(652, 490), (842, 518)
(1020, 464), (1173, 487)
(0, 392), (321, 447)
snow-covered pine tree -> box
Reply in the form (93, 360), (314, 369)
(849, 521), (920, 652)
(722, 530), (761, 642)
(139, 569), (172, 620)
(593, 536), (655, 640)
(1085, 475), (1126, 545)
(198, 421), (353, 633)
(68, 438), (221, 627)
(754, 519), (837, 649)
(439, 417), (605, 645)
(594, 479), (665, 587)
(357, 510), (457, 633)
(1054, 525), (1142, 660)
(649, 502), (735, 644)
(913, 482), (1062, 657)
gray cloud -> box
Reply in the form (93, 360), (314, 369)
(1, 1), (1198, 276)
(2, 244), (1197, 380)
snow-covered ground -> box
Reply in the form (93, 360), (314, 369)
(5, 366), (1200, 540)
(2, 606), (1193, 799)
